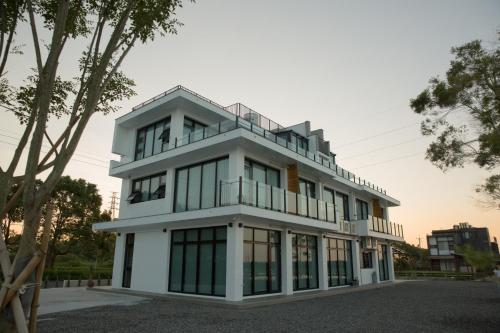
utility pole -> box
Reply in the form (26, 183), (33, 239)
(110, 192), (119, 221)
(416, 236), (422, 248)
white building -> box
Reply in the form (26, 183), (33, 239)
(93, 86), (404, 301)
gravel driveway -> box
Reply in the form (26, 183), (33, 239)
(38, 280), (500, 333)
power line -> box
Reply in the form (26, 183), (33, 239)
(0, 139), (109, 169)
(0, 132), (110, 165)
(333, 122), (420, 150)
(350, 151), (425, 170)
(341, 136), (426, 161)
(0, 128), (110, 163)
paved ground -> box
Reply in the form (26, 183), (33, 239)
(38, 281), (500, 332)
(38, 287), (147, 315)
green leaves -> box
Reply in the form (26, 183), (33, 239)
(410, 37), (500, 205)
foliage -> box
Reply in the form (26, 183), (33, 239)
(455, 244), (495, 274)
(392, 242), (429, 271)
(410, 37), (500, 205)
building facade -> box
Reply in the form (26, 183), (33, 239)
(94, 86), (404, 301)
(427, 223), (495, 272)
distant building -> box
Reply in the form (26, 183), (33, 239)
(427, 223), (495, 272)
(491, 237), (499, 256)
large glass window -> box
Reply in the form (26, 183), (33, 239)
(244, 159), (280, 187)
(335, 192), (350, 221)
(169, 226), (227, 296)
(135, 117), (171, 160)
(122, 233), (135, 288)
(327, 238), (353, 287)
(174, 157), (229, 212)
(243, 227), (281, 296)
(299, 178), (316, 198)
(128, 173), (166, 204)
(356, 199), (369, 220)
(292, 233), (318, 291)
(183, 117), (206, 138)
(323, 187), (335, 204)
(378, 244), (389, 281)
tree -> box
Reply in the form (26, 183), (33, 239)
(410, 37), (500, 207)
(0, 0), (186, 330)
(392, 242), (429, 271)
(455, 244), (495, 276)
(46, 176), (102, 268)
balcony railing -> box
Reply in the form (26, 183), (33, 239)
(219, 177), (336, 224)
(124, 86), (389, 196)
(171, 117), (389, 196)
(367, 215), (404, 238)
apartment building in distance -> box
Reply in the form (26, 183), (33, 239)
(93, 86), (404, 301)
(427, 222), (498, 272)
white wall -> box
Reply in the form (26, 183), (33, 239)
(130, 230), (169, 293)
(111, 233), (125, 288)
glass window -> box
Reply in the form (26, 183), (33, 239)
(187, 166), (202, 211)
(243, 227), (281, 296)
(356, 199), (369, 220)
(244, 159), (281, 187)
(362, 251), (372, 268)
(175, 157), (229, 212)
(169, 227), (227, 297)
(336, 192), (350, 221)
(135, 117), (171, 160)
(130, 173), (167, 204)
(299, 178), (316, 198)
(378, 244), (389, 281)
(292, 233), (318, 291)
(183, 117), (206, 137)
(323, 187), (335, 204)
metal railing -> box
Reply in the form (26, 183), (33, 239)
(367, 215), (404, 238)
(115, 114), (390, 197)
(220, 177), (336, 223)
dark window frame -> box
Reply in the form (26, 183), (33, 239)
(292, 233), (319, 291)
(362, 251), (373, 268)
(122, 233), (135, 288)
(299, 178), (316, 199)
(168, 226), (227, 297)
(173, 156), (229, 212)
(336, 191), (350, 221)
(243, 227), (281, 296)
(326, 238), (354, 287)
(134, 117), (171, 161)
(183, 116), (207, 135)
(378, 244), (389, 281)
(130, 173), (166, 204)
(244, 158), (281, 187)
(356, 198), (369, 220)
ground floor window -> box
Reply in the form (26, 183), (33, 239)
(292, 233), (318, 290)
(362, 251), (373, 268)
(122, 233), (135, 288)
(169, 226), (227, 296)
(378, 244), (389, 281)
(327, 238), (353, 287)
(243, 227), (281, 296)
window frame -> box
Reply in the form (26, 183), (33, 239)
(326, 237), (354, 287)
(173, 156), (229, 212)
(134, 117), (171, 161)
(292, 233), (319, 291)
(244, 158), (281, 187)
(356, 198), (369, 220)
(299, 178), (316, 198)
(129, 173), (166, 204)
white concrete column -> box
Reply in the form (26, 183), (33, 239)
(351, 240), (361, 284)
(112, 233), (125, 288)
(282, 229), (294, 295)
(225, 223), (243, 301)
(164, 167), (175, 213)
(317, 182), (324, 200)
(169, 109), (184, 148)
(387, 245), (395, 281)
(229, 148), (245, 181)
(318, 235), (329, 290)
(373, 249), (380, 283)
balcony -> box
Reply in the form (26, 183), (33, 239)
(220, 177), (337, 224)
(110, 115), (394, 201)
(352, 215), (404, 241)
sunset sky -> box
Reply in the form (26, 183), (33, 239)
(1, 0), (498, 247)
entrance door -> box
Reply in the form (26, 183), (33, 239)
(378, 244), (389, 281)
(122, 233), (135, 288)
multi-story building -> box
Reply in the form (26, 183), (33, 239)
(94, 86), (404, 301)
(427, 222), (495, 272)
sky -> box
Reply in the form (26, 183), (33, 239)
(1, 0), (499, 247)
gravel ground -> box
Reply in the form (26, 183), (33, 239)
(38, 281), (500, 333)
